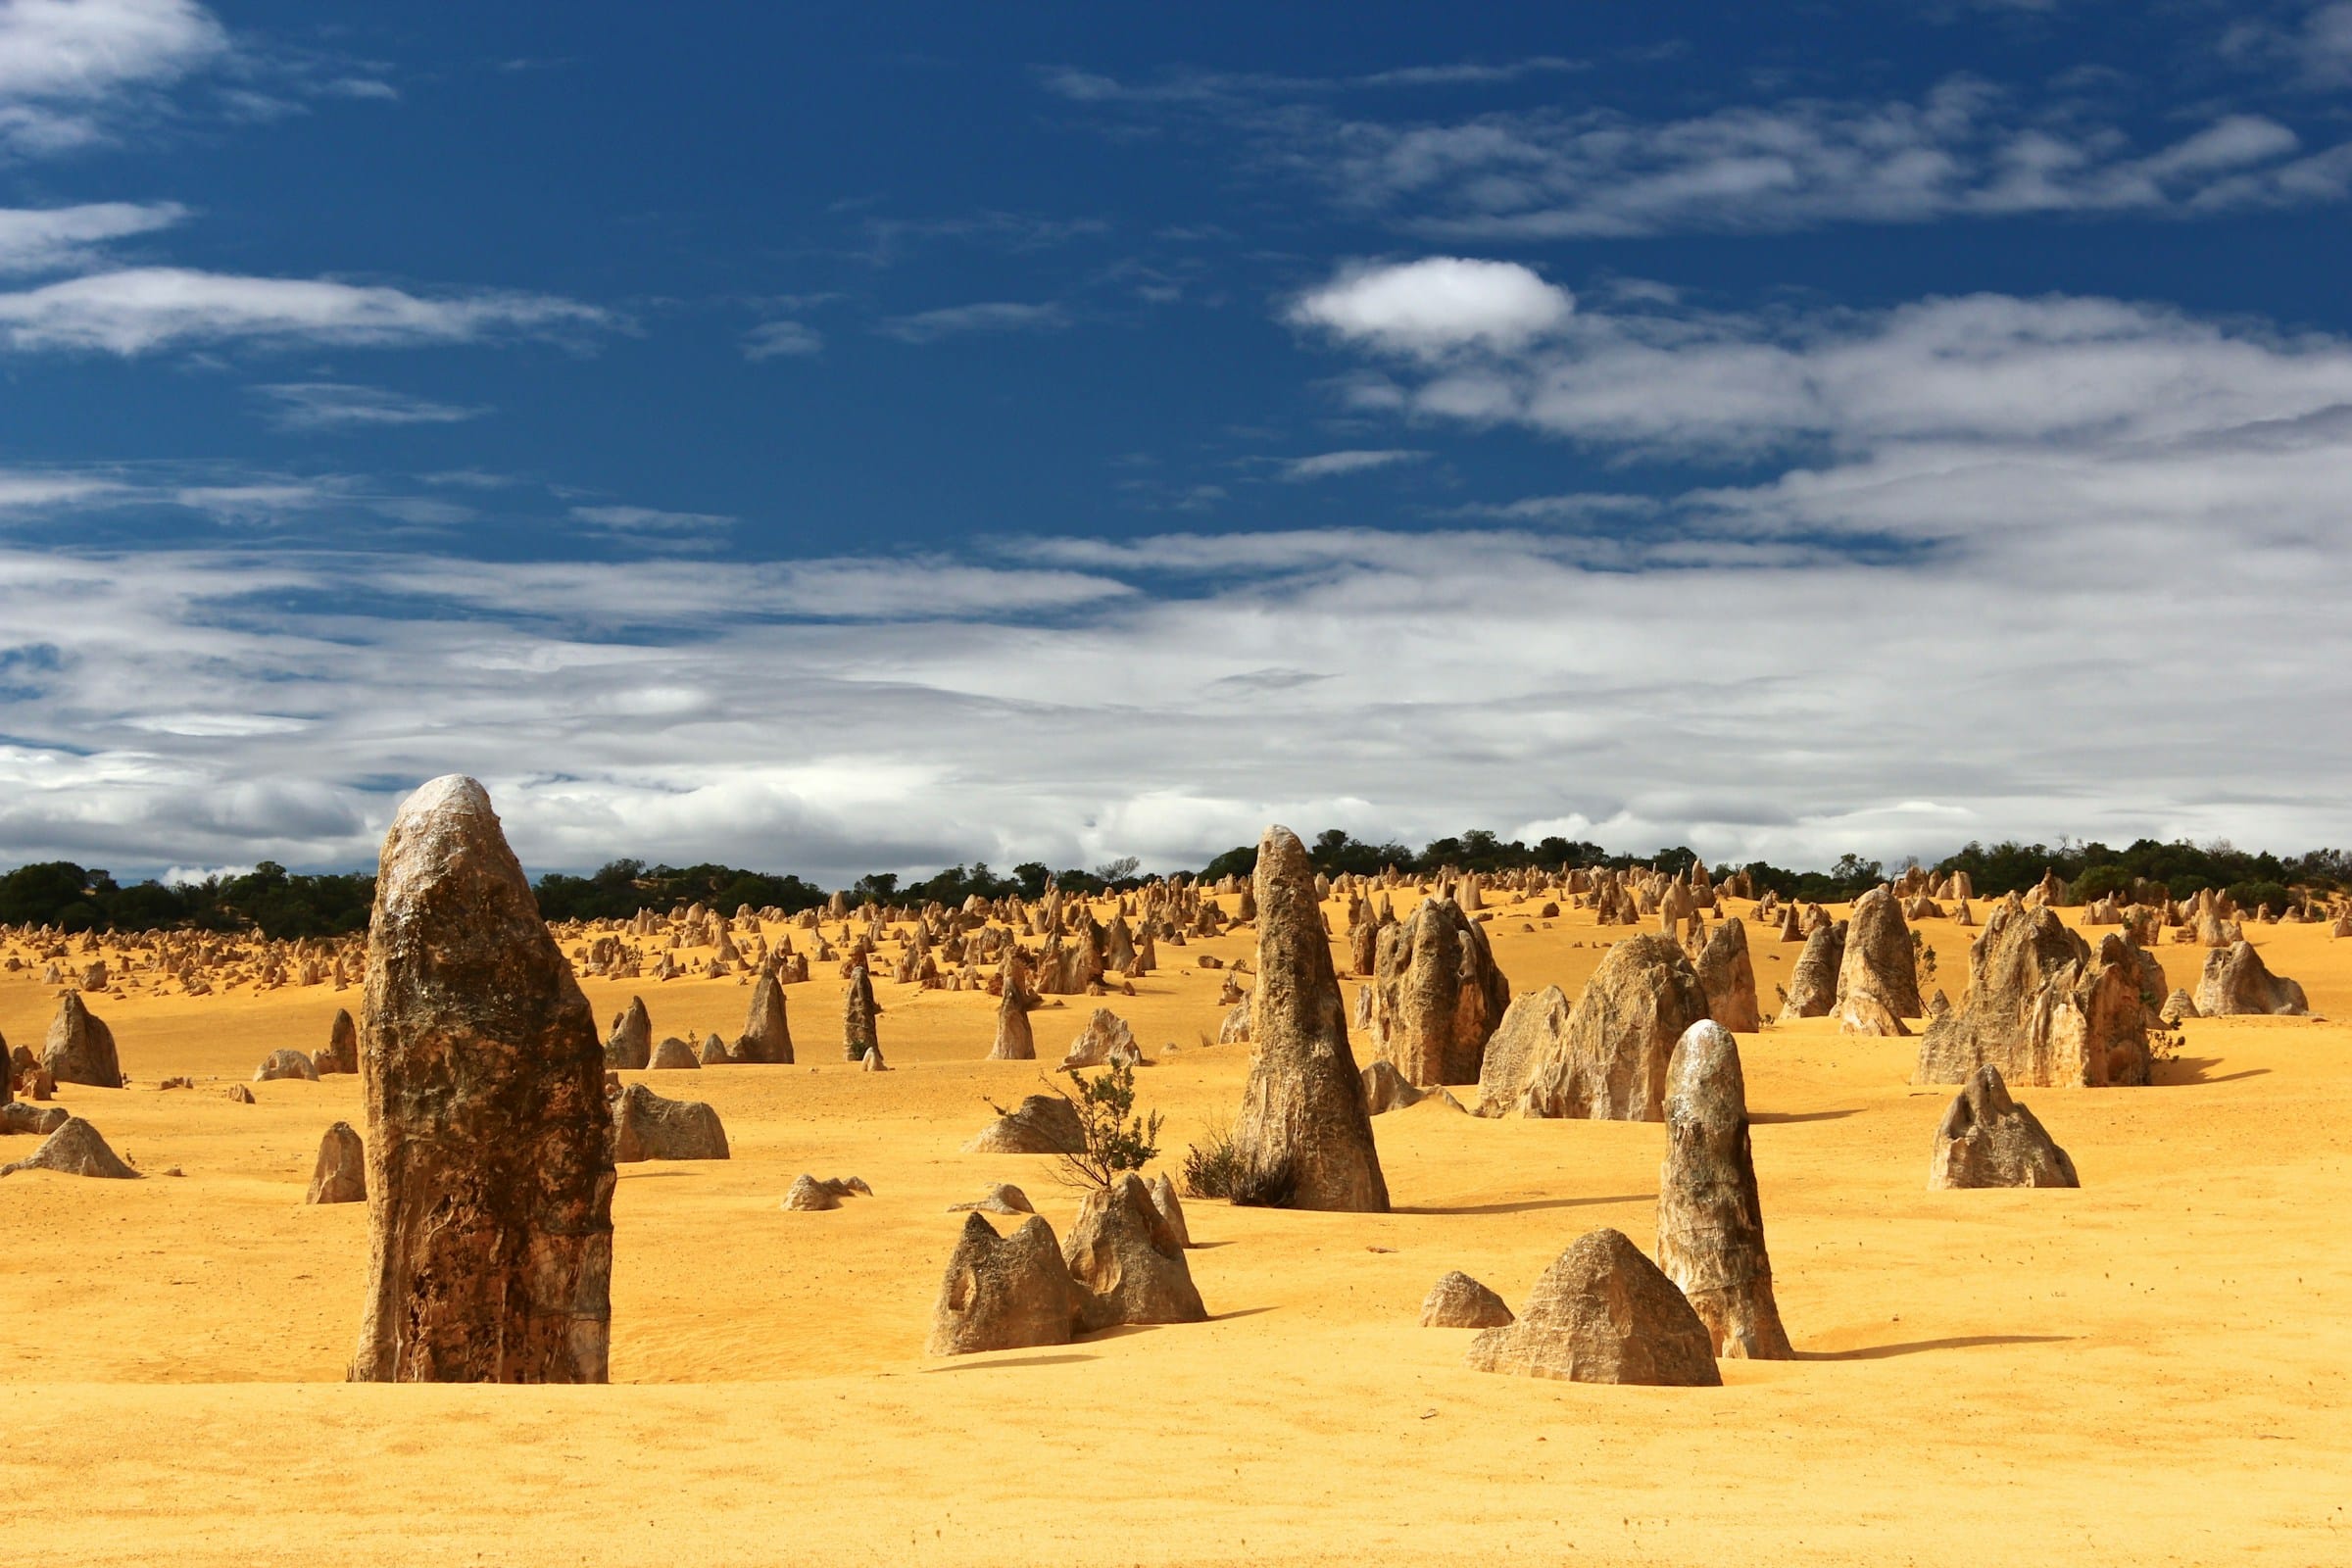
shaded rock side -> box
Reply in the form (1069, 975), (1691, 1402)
(1693, 916), (1761, 1033)
(611, 1082), (729, 1161)
(2, 1116), (139, 1179)
(307, 1121), (367, 1203)
(962, 1093), (1086, 1154)
(926, 1212), (1084, 1356)
(1420, 1270), (1513, 1329)
(42, 992), (121, 1089)
(1062, 1171), (1206, 1331)
(1369, 897), (1511, 1087)
(604, 997), (653, 1070)
(2194, 941), (2310, 1017)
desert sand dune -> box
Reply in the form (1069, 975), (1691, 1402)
(3, 876), (2350, 1566)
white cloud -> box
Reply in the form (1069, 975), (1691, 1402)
(568, 504), (734, 542)
(743, 319), (822, 359)
(251, 381), (488, 428)
(0, 0), (227, 154)
(0, 266), (611, 353)
(1278, 448), (1427, 481)
(875, 301), (1069, 343)
(0, 199), (183, 273)
(1287, 257), (1572, 358)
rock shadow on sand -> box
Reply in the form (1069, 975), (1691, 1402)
(1798, 1334), (2078, 1361)
(1395, 1194), (1650, 1217)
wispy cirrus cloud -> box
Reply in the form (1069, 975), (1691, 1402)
(742, 318), (822, 360)
(1278, 448), (1427, 481)
(0, 266), (612, 354)
(0, 199), (184, 274)
(875, 300), (1069, 343)
(250, 381), (489, 429)
(0, 0), (227, 156)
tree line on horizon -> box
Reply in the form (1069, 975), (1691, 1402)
(0, 831), (2339, 943)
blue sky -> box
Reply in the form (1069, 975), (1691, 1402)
(3, 0), (2351, 882)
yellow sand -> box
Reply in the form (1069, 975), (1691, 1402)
(4, 896), (2349, 1566)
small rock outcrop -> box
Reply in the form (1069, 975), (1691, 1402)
(1061, 1007), (1140, 1069)
(255, 1049), (319, 1083)
(948, 1183), (1036, 1215)
(1360, 1057), (1429, 1114)
(2193, 941), (2310, 1017)
(1226, 826), (1389, 1211)
(1420, 1270), (1514, 1329)
(1928, 1065), (2080, 1189)
(41, 992), (122, 1089)
(348, 775), (612, 1386)
(1516, 935), (1710, 1122)
(1462, 1229), (1721, 1387)
(926, 1212), (1084, 1355)
(604, 998), (653, 1070)
(649, 1036), (700, 1070)
(610, 1083), (730, 1161)
(307, 1122), (367, 1203)
(1915, 897), (2152, 1087)
(1369, 897), (1511, 1087)
(1655, 1022), (1791, 1359)
(1062, 1171), (1207, 1330)
(782, 1173), (843, 1210)
(2, 1116), (139, 1179)
(1835, 887), (1921, 1033)
(963, 1093), (1086, 1154)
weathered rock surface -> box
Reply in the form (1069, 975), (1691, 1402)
(990, 973), (1036, 1060)
(1517, 935), (1710, 1122)
(2194, 941), (2310, 1017)
(1929, 1065), (2080, 1189)
(1462, 1228), (1721, 1387)
(1836, 887), (1921, 1031)
(0, 1102), (70, 1136)
(1227, 826), (1389, 1211)
(42, 992), (121, 1089)
(1061, 1007), (1140, 1069)
(1656, 1022), (1791, 1359)
(1062, 1171), (1206, 1330)
(1915, 896), (2152, 1087)
(1147, 1170), (1191, 1248)
(963, 1093), (1086, 1154)
(307, 1121), (367, 1203)
(610, 1083), (729, 1161)
(925, 1212), (1083, 1355)
(1420, 1270), (1514, 1329)
(1694, 916), (1761, 1033)
(1779, 921), (1846, 1020)
(255, 1048), (318, 1083)
(2159, 987), (2200, 1025)
(603, 997), (653, 1070)
(2, 1116), (139, 1179)
(731, 971), (795, 1063)
(782, 1173), (842, 1210)
(318, 1008), (361, 1074)
(1369, 897), (1511, 1087)
(948, 1182), (1035, 1215)
(1360, 1056), (1428, 1114)
(649, 1035), (700, 1069)
(349, 775), (612, 1385)
(843, 965), (879, 1060)
(1474, 984), (1568, 1115)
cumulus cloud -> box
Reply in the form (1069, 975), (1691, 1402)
(1287, 257), (1572, 357)
(0, 267), (611, 353)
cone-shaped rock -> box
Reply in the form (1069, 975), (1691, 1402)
(1370, 897), (1510, 1087)
(1147, 1171), (1191, 1248)
(1063, 1171), (1206, 1330)
(1836, 887), (1922, 1025)
(926, 1212), (1084, 1356)
(2, 1115), (139, 1178)
(349, 775), (613, 1385)
(649, 1036), (700, 1069)
(42, 992), (121, 1089)
(1360, 1056), (1428, 1114)
(1779, 922), (1846, 1020)
(604, 998), (652, 1070)
(1656, 1022), (1791, 1359)
(843, 965), (879, 1060)
(1463, 1228), (1721, 1386)
(307, 1121), (367, 1203)
(990, 971), (1036, 1060)
(1694, 916), (1761, 1033)
(2194, 941), (2310, 1017)
(610, 1082), (729, 1161)
(1474, 984), (1569, 1115)
(1929, 1065), (2080, 1189)
(1421, 1270), (1513, 1328)
(1517, 934), (1710, 1122)
(318, 1008), (360, 1074)
(1228, 826), (1389, 1211)
(731, 972), (795, 1063)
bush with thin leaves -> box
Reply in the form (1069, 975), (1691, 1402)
(1037, 1059), (1162, 1191)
